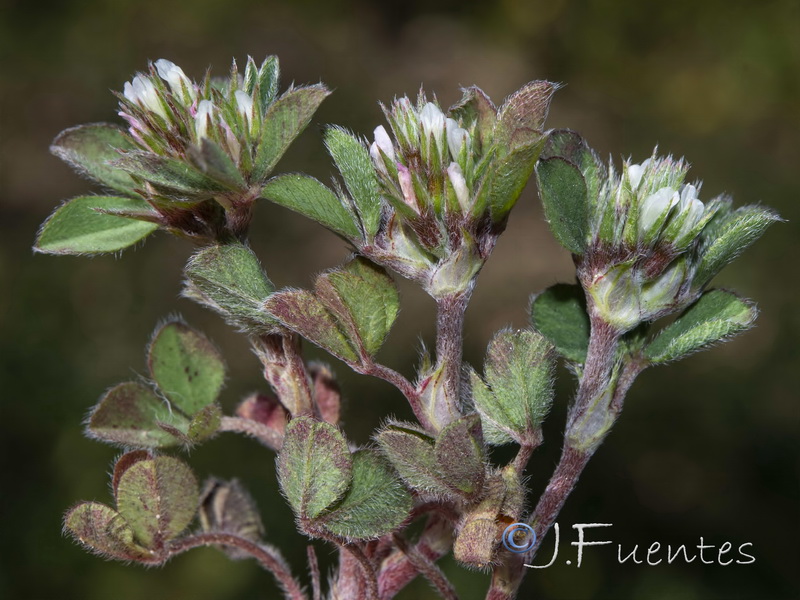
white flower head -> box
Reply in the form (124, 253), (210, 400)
(194, 100), (216, 140)
(446, 118), (469, 160)
(447, 162), (470, 213)
(234, 90), (255, 130)
(639, 186), (679, 236)
(154, 59), (195, 101)
(124, 75), (167, 119)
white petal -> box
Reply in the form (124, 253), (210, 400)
(195, 100), (215, 139)
(369, 142), (388, 174)
(639, 187), (679, 235)
(373, 125), (395, 160)
(234, 90), (254, 128)
(446, 118), (468, 160)
(447, 162), (470, 213)
(419, 102), (445, 139)
(155, 59), (195, 100)
(627, 163), (645, 190)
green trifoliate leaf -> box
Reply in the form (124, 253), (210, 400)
(644, 290), (758, 364)
(64, 502), (152, 562)
(183, 243), (278, 334)
(112, 151), (231, 199)
(87, 381), (189, 448)
(694, 205), (781, 287)
(261, 174), (361, 239)
(314, 258), (399, 357)
(34, 196), (158, 255)
(252, 84), (331, 181)
(115, 455), (199, 549)
(541, 129), (605, 204)
(535, 157), (589, 255)
(265, 289), (359, 363)
(318, 450), (412, 540)
(325, 126), (382, 238)
(277, 417), (353, 520)
(434, 414), (485, 500)
(470, 329), (556, 445)
(148, 321), (226, 414)
(50, 123), (138, 195)
(530, 283), (590, 363)
(376, 423), (450, 497)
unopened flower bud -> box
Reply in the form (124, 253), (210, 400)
(640, 258), (688, 317)
(154, 59), (195, 101)
(447, 162), (470, 213)
(397, 164), (419, 213)
(638, 187), (679, 237)
(420, 102), (445, 145)
(195, 100), (215, 140)
(234, 90), (255, 130)
(626, 158), (650, 190)
(123, 75), (167, 119)
(446, 118), (468, 159)
(373, 125), (395, 161)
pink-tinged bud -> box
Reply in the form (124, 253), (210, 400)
(194, 100), (215, 140)
(397, 164), (419, 213)
(373, 125), (395, 161)
(447, 162), (470, 213)
(154, 59), (195, 101)
(446, 118), (468, 160)
(123, 75), (167, 119)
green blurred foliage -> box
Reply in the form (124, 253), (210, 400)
(1, 0), (798, 598)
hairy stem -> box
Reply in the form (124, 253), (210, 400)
(307, 545), (322, 600)
(392, 533), (459, 600)
(219, 415), (283, 450)
(170, 532), (305, 600)
(430, 291), (471, 429)
(359, 361), (432, 430)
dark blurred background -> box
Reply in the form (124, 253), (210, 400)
(1, 0), (798, 598)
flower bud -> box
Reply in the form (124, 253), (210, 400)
(626, 158), (650, 190)
(638, 187), (679, 238)
(446, 118), (468, 160)
(372, 125), (395, 161)
(123, 75), (167, 119)
(447, 162), (470, 213)
(154, 59), (195, 102)
(194, 100), (215, 140)
(234, 90), (255, 131)
(640, 258), (688, 318)
(397, 164), (419, 213)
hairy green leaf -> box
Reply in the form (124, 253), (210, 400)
(261, 174), (361, 239)
(319, 450), (412, 540)
(376, 423), (450, 496)
(265, 290), (359, 363)
(87, 382), (188, 448)
(257, 56), (280, 111)
(277, 417), (352, 520)
(325, 127), (382, 238)
(536, 157), (589, 254)
(184, 243), (278, 333)
(530, 283), (590, 363)
(315, 258), (399, 357)
(494, 81), (556, 151)
(115, 455), (199, 549)
(148, 321), (226, 414)
(35, 196), (158, 255)
(644, 290), (758, 364)
(695, 205), (781, 286)
(434, 414), (485, 500)
(471, 329), (556, 445)
(252, 85), (330, 181)
(50, 123), (138, 195)
(487, 137), (546, 221)
(64, 502), (152, 561)
(112, 151), (230, 198)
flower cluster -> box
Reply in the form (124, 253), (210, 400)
(537, 130), (780, 331)
(117, 57), (280, 180)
